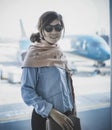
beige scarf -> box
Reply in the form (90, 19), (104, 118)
(22, 41), (68, 69)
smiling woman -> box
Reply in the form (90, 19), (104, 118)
(21, 11), (78, 130)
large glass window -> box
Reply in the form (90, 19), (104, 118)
(0, 0), (110, 130)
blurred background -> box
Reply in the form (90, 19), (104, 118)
(0, 0), (111, 130)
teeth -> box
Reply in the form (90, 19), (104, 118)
(50, 36), (58, 39)
(51, 37), (57, 39)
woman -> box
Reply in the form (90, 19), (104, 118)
(21, 11), (76, 130)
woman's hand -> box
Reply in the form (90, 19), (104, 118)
(49, 108), (74, 130)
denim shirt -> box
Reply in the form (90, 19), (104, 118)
(21, 66), (73, 117)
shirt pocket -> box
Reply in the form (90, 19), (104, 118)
(36, 67), (62, 99)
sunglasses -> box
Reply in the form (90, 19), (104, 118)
(44, 24), (63, 32)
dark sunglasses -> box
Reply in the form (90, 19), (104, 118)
(44, 24), (63, 32)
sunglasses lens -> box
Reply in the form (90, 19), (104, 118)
(45, 25), (53, 32)
(45, 24), (62, 32)
(55, 24), (62, 31)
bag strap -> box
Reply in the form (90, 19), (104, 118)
(67, 71), (77, 116)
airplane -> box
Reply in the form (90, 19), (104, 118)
(17, 20), (110, 73)
(59, 34), (110, 66)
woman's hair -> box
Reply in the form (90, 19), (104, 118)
(30, 11), (65, 42)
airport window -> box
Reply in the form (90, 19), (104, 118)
(0, 0), (111, 130)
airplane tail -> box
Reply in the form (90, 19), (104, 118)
(17, 19), (31, 63)
(19, 19), (30, 50)
(19, 19), (27, 38)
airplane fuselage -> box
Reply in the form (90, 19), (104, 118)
(59, 35), (110, 62)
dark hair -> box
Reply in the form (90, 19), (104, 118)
(30, 11), (65, 42)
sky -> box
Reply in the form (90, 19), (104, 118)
(0, 0), (109, 39)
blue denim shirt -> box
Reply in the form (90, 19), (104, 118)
(21, 66), (73, 117)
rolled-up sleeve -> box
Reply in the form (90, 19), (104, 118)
(21, 67), (53, 117)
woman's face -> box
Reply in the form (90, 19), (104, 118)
(43, 19), (63, 44)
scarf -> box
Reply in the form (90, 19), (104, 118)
(22, 41), (68, 69)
